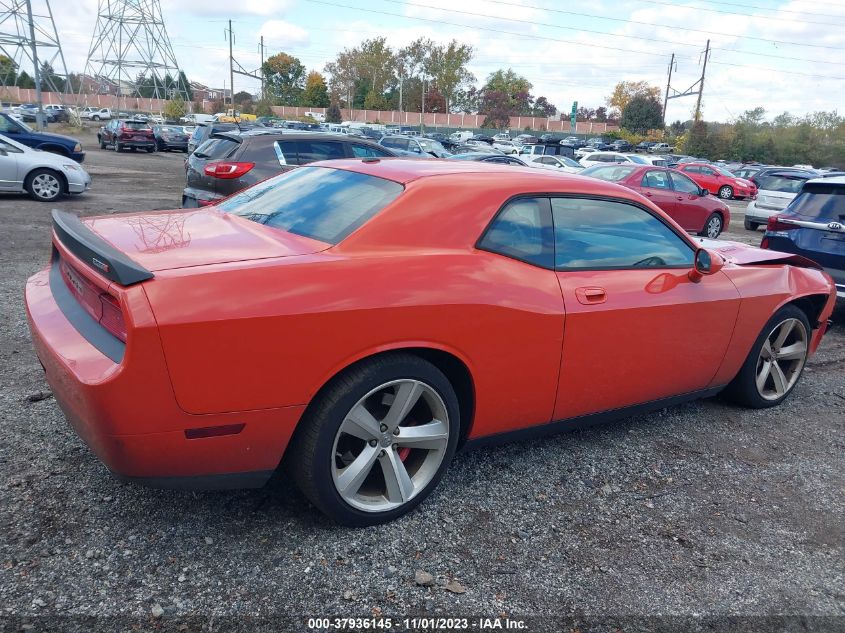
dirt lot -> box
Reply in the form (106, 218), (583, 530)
(0, 134), (843, 631)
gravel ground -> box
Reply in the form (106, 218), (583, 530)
(0, 135), (843, 632)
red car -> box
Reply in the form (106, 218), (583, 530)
(675, 162), (757, 200)
(581, 164), (731, 238)
(25, 160), (835, 525)
(97, 119), (156, 153)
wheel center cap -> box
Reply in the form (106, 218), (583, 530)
(380, 433), (392, 447)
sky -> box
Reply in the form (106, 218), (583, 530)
(39, 0), (845, 123)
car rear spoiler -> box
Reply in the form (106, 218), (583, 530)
(51, 210), (154, 285)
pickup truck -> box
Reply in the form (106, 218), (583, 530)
(649, 142), (674, 154)
(0, 112), (84, 162)
(79, 107), (112, 121)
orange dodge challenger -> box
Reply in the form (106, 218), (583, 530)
(26, 159), (836, 525)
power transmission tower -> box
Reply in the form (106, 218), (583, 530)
(0, 0), (69, 103)
(82, 0), (188, 104)
(663, 40), (711, 124)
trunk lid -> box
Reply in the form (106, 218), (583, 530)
(77, 208), (329, 273)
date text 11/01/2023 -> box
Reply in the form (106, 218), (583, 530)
(306, 617), (528, 630)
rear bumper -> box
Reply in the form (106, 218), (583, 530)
(118, 140), (155, 149)
(746, 200), (785, 222)
(182, 187), (223, 208)
(25, 265), (304, 488)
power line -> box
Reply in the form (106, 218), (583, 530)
(625, 0), (845, 25)
(476, 0), (845, 55)
(393, 0), (845, 66)
(691, 0), (845, 19)
(304, 0), (845, 81)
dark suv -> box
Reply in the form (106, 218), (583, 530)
(182, 131), (397, 208)
(98, 119), (155, 152)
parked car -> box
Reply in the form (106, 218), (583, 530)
(579, 152), (649, 168)
(610, 139), (633, 152)
(451, 143), (503, 155)
(79, 107), (112, 121)
(19, 103), (55, 123)
(492, 139), (519, 154)
(581, 164), (730, 238)
(378, 135), (450, 158)
(638, 155), (669, 167)
(423, 132), (459, 151)
(43, 104), (69, 122)
(746, 166), (816, 188)
(98, 119), (156, 152)
(26, 160), (835, 526)
(539, 133), (562, 144)
(469, 134), (494, 145)
(519, 143), (576, 160)
(525, 154), (584, 174)
(561, 136), (586, 149)
(575, 146), (600, 159)
(153, 125), (189, 152)
(649, 142), (674, 154)
(761, 176), (844, 302)
(0, 133), (90, 201)
(183, 132), (397, 208)
(744, 171), (815, 230)
(0, 112), (84, 162)
(636, 141), (656, 152)
(448, 152), (527, 166)
(732, 165), (765, 180)
(587, 137), (613, 150)
(674, 162), (756, 200)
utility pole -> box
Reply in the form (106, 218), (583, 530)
(23, 0), (44, 128)
(226, 20), (234, 109)
(694, 39), (710, 122)
(420, 76), (426, 130)
(259, 35), (265, 100)
(662, 53), (674, 127)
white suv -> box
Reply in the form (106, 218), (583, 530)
(79, 107), (112, 121)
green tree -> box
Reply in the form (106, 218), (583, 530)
(262, 52), (306, 106)
(326, 101), (342, 123)
(685, 120), (710, 157)
(233, 90), (253, 105)
(480, 69), (533, 117)
(0, 54), (16, 85)
(254, 99), (274, 117)
(620, 95), (663, 134)
(363, 89), (388, 111)
(163, 95), (187, 121)
(426, 40), (474, 112)
(301, 71), (330, 107)
(16, 70), (35, 89)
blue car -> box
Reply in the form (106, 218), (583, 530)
(0, 112), (84, 163)
(762, 176), (845, 302)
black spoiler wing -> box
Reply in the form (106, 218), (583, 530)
(51, 210), (154, 286)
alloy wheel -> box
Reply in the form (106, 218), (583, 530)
(32, 174), (60, 200)
(755, 317), (808, 401)
(719, 186), (733, 199)
(331, 379), (450, 512)
(706, 215), (722, 238)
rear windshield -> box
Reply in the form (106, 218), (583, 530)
(756, 174), (809, 193)
(123, 121), (151, 130)
(159, 126), (182, 134)
(218, 166), (404, 244)
(786, 184), (844, 221)
(581, 165), (638, 182)
(194, 137), (239, 159)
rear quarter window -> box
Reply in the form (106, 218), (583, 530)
(296, 141), (345, 164)
(195, 137), (240, 159)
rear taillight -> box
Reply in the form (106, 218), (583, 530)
(204, 161), (255, 179)
(197, 199), (216, 207)
(766, 216), (799, 232)
(99, 293), (127, 342)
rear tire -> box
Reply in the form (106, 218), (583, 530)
(98, 136), (106, 150)
(723, 305), (811, 409)
(699, 212), (723, 238)
(718, 185), (733, 199)
(286, 353), (460, 526)
(147, 146), (156, 153)
(744, 218), (759, 231)
(25, 168), (63, 202)
(92, 115), (100, 121)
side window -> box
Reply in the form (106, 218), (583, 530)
(0, 139), (22, 153)
(350, 144), (390, 158)
(641, 170), (671, 189)
(551, 197), (694, 270)
(478, 197), (554, 268)
(700, 167), (715, 176)
(274, 140), (298, 165)
(381, 138), (408, 151)
(683, 166), (700, 174)
(669, 172), (701, 194)
(296, 141), (345, 164)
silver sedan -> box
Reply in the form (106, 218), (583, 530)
(0, 133), (91, 202)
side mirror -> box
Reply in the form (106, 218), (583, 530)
(689, 248), (724, 282)
(0, 147), (7, 156)
(700, 187), (708, 196)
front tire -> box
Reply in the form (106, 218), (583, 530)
(98, 136), (106, 150)
(699, 212), (723, 238)
(718, 185), (733, 199)
(287, 354), (460, 526)
(723, 305), (811, 408)
(92, 115), (100, 121)
(25, 168), (63, 202)
(114, 141), (122, 152)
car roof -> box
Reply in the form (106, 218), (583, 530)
(316, 157), (634, 187)
(807, 175), (845, 185)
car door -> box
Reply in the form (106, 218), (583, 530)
(0, 139), (22, 190)
(550, 195), (740, 421)
(668, 171), (709, 231)
(634, 169), (678, 217)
